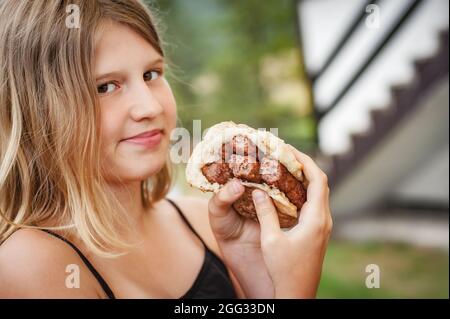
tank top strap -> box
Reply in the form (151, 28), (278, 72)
(40, 229), (116, 299)
(166, 198), (208, 248)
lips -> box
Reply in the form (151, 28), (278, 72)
(122, 129), (163, 148)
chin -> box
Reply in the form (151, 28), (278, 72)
(118, 165), (163, 183)
(104, 141), (169, 183)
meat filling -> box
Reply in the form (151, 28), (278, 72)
(221, 134), (260, 160)
(232, 186), (259, 221)
(201, 162), (233, 185)
(259, 157), (306, 208)
(228, 154), (261, 183)
(202, 135), (306, 210)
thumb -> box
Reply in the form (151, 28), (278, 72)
(208, 179), (245, 240)
(252, 189), (281, 239)
(209, 179), (245, 218)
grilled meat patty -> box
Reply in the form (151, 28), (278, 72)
(201, 135), (306, 211)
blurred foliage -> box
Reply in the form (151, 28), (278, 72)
(148, 0), (316, 151)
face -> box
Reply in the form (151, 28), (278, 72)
(94, 21), (177, 184)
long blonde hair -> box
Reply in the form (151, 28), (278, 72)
(0, 0), (172, 257)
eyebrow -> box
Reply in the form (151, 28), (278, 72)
(95, 57), (164, 82)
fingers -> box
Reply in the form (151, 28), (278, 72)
(209, 179), (245, 218)
(252, 189), (281, 238)
(286, 145), (332, 236)
(208, 179), (246, 241)
(287, 145), (329, 203)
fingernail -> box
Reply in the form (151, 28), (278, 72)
(252, 190), (266, 203)
(230, 179), (243, 194)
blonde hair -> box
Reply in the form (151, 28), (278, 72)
(0, 0), (172, 257)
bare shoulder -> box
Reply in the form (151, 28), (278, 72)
(172, 196), (218, 252)
(0, 228), (101, 298)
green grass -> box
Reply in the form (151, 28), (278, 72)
(317, 240), (449, 298)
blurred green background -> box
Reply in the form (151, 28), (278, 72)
(319, 241), (448, 298)
(148, 0), (449, 299)
(154, 0), (316, 152)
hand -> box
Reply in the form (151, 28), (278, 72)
(253, 146), (332, 298)
(208, 145), (332, 299)
(208, 178), (275, 298)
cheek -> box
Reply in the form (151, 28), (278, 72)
(161, 79), (177, 130)
(165, 101), (177, 132)
(99, 106), (124, 157)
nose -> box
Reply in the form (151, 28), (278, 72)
(128, 79), (163, 121)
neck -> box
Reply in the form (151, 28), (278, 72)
(107, 180), (148, 231)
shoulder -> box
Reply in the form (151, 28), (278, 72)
(170, 196), (217, 251)
(0, 228), (101, 298)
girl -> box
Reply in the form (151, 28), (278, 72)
(0, 0), (332, 298)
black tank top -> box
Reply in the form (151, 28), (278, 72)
(39, 198), (237, 299)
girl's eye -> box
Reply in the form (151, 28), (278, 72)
(143, 70), (161, 82)
(97, 82), (118, 94)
